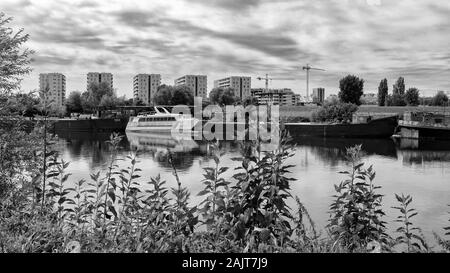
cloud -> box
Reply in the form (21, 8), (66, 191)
(0, 0), (448, 96)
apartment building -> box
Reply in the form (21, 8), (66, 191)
(39, 73), (66, 107)
(87, 72), (113, 91)
(133, 74), (161, 105)
(312, 88), (325, 104)
(251, 88), (300, 106)
(214, 76), (251, 99)
(174, 75), (207, 98)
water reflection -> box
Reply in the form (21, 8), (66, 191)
(289, 137), (398, 167)
(395, 138), (450, 165)
(55, 130), (129, 169)
(55, 130), (450, 240)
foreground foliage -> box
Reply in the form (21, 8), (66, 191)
(1, 127), (449, 253)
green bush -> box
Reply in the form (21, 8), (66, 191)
(311, 101), (358, 123)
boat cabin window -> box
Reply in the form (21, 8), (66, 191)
(138, 116), (176, 122)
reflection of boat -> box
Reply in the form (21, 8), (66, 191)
(126, 131), (199, 153)
(284, 116), (398, 138)
(398, 111), (450, 140)
(290, 137), (398, 159)
(126, 106), (199, 134)
(395, 137), (450, 151)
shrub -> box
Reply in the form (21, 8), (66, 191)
(327, 145), (387, 252)
(431, 91), (449, 106)
(311, 101), (358, 123)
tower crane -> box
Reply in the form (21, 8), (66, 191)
(302, 64), (325, 103)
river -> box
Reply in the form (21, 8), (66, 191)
(54, 130), (450, 243)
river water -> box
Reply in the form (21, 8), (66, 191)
(55, 130), (450, 243)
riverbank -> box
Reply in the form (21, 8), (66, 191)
(280, 105), (449, 122)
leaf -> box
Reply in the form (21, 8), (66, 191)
(197, 189), (210, 196)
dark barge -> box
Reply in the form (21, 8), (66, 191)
(52, 117), (129, 133)
(398, 111), (450, 140)
(284, 116), (399, 139)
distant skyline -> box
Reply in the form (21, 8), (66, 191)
(1, 0), (449, 98)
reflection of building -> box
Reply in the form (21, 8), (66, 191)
(87, 72), (113, 90)
(133, 74), (161, 105)
(39, 73), (66, 107)
(312, 88), (325, 104)
(214, 76), (251, 99)
(251, 88), (300, 106)
(174, 75), (207, 98)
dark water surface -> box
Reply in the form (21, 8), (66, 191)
(55, 130), (450, 242)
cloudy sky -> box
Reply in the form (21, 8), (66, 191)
(2, 0), (449, 98)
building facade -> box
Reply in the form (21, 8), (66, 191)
(214, 76), (251, 99)
(251, 88), (300, 106)
(174, 75), (207, 98)
(133, 74), (161, 105)
(87, 72), (113, 91)
(312, 88), (325, 104)
(39, 73), (66, 107)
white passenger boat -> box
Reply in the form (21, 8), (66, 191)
(125, 106), (200, 135)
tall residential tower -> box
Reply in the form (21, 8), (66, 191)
(214, 76), (251, 99)
(87, 72), (113, 91)
(174, 75), (207, 98)
(133, 74), (161, 105)
(39, 73), (66, 107)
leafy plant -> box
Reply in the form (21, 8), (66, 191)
(328, 145), (387, 252)
(229, 131), (296, 252)
(392, 194), (428, 252)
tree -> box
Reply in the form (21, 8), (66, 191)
(387, 93), (406, 106)
(377, 79), (388, 106)
(431, 91), (449, 106)
(405, 88), (420, 106)
(66, 91), (83, 113)
(99, 94), (117, 108)
(133, 98), (146, 106)
(338, 75), (364, 105)
(209, 87), (238, 106)
(0, 13), (33, 93)
(80, 91), (95, 113)
(172, 85), (194, 105)
(243, 96), (259, 107)
(80, 82), (115, 112)
(87, 82), (114, 104)
(153, 84), (174, 105)
(393, 77), (405, 95)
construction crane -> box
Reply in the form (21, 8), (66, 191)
(302, 64), (325, 103)
(256, 74), (288, 92)
(256, 74), (273, 93)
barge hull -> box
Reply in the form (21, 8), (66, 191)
(284, 116), (398, 139)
